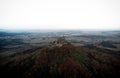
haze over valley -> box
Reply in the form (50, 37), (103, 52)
(0, 0), (120, 78)
(0, 30), (120, 78)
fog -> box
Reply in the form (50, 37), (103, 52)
(0, 0), (120, 30)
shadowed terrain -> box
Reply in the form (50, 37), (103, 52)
(0, 37), (120, 78)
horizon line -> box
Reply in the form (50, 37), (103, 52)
(0, 28), (120, 32)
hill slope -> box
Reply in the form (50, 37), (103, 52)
(0, 37), (120, 78)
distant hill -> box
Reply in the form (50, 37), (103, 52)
(0, 37), (120, 78)
(100, 41), (117, 48)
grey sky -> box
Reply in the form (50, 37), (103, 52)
(0, 0), (120, 30)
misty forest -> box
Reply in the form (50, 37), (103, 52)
(0, 0), (120, 78)
(0, 30), (120, 78)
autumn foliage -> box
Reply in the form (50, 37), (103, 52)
(0, 38), (120, 78)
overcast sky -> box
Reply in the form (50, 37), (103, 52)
(0, 0), (120, 30)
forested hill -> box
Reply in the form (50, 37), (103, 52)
(0, 37), (120, 78)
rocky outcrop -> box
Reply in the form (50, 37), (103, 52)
(49, 37), (69, 48)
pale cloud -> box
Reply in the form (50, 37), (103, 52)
(0, 0), (120, 30)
